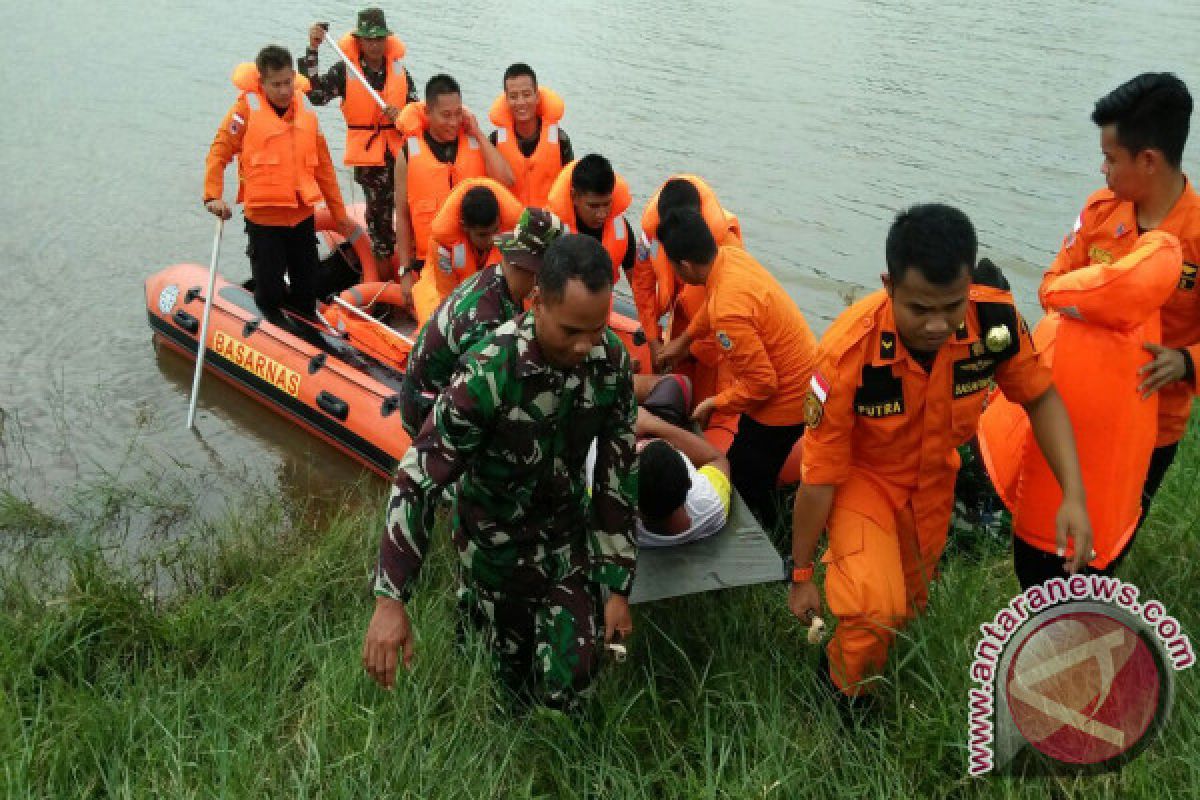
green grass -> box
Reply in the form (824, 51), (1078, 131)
(1, 421), (1198, 799)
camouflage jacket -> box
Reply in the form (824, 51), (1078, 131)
(399, 265), (519, 435)
(298, 47), (419, 108)
(376, 312), (639, 599)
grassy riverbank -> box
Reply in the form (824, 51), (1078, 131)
(1, 422), (1197, 799)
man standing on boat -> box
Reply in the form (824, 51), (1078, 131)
(399, 207), (565, 435)
(393, 75), (515, 308)
(302, 9), (418, 282)
(363, 234), (637, 712)
(204, 45), (354, 325)
(487, 63), (574, 207)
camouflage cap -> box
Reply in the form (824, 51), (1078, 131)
(496, 208), (565, 272)
(353, 8), (390, 38)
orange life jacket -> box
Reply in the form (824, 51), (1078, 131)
(978, 231), (1183, 568)
(337, 33), (410, 166)
(638, 175), (743, 329)
(429, 177), (525, 287)
(398, 102), (487, 260)
(230, 63), (321, 210)
(546, 160), (633, 282)
(488, 87), (566, 207)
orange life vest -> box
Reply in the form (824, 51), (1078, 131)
(488, 87), (566, 207)
(429, 177), (525, 287)
(337, 33), (410, 166)
(546, 160), (633, 282)
(398, 102), (487, 261)
(978, 231), (1183, 568)
(638, 175), (743, 329)
(230, 63), (321, 210)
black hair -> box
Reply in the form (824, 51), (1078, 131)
(1092, 73), (1192, 169)
(503, 63), (538, 89)
(255, 45), (293, 77)
(884, 204), (976, 286)
(657, 208), (718, 265)
(638, 440), (691, 523)
(571, 154), (617, 196)
(537, 234), (613, 301)
(657, 178), (702, 216)
(460, 186), (499, 228)
(425, 73), (461, 106)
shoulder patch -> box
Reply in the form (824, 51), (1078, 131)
(803, 391), (823, 428)
(716, 330), (733, 351)
(879, 331), (897, 359)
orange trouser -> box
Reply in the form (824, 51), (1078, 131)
(412, 268), (443, 329)
(823, 471), (949, 696)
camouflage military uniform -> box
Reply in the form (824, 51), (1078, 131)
(399, 264), (520, 436)
(299, 47), (419, 262)
(375, 312), (639, 709)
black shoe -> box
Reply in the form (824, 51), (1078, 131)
(817, 651), (881, 724)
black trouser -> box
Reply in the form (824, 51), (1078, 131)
(1012, 534), (1110, 590)
(1107, 442), (1181, 573)
(245, 215), (321, 320)
(726, 415), (804, 529)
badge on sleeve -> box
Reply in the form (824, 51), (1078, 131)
(805, 371), (830, 428)
(716, 330), (733, 351)
(229, 112), (245, 135)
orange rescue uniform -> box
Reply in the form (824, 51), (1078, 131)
(397, 102), (488, 262)
(204, 64), (347, 227)
(488, 87), (566, 207)
(411, 177), (524, 326)
(1041, 182), (1200, 447)
(634, 175), (744, 402)
(981, 231), (1182, 569)
(802, 287), (1050, 694)
(685, 246), (817, 425)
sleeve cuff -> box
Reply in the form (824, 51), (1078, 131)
(591, 562), (634, 595)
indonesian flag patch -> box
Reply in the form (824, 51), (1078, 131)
(229, 112), (245, 135)
(804, 371), (830, 429)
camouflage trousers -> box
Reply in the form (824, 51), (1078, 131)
(457, 566), (604, 712)
(353, 155), (396, 260)
(950, 437), (1011, 544)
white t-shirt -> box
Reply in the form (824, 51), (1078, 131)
(586, 440), (731, 548)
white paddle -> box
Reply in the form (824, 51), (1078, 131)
(186, 216), (224, 429)
(321, 28), (389, 112)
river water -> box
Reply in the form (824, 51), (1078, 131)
(1, 0), (1196, 534)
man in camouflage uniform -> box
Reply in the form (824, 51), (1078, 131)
(363, 234), (638, 711)
(400, 208), (564, 436)
(302, 9), (419, 277)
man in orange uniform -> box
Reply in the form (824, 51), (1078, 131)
(488, 63), (573, 207)
(655, 208), (817, 525)
(787, 204), (1093, 706)
(1037, 72), (1198, 576)
(204, 45), (353, 325)
(634, 176), (743, 401)
(393, 74), (514, 304)
(303, 10), (418, 280)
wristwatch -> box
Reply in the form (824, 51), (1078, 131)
(783, 556), (815, 584)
